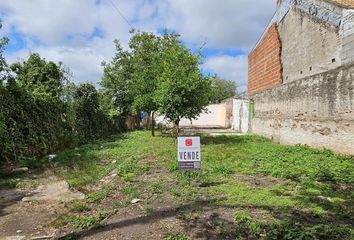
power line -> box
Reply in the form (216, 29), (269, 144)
(107, 0), (134, 29)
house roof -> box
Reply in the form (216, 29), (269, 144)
(326, 0), (354, 9)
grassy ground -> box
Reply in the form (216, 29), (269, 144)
(2, 131), (353, 239)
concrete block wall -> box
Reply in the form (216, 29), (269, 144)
(251, 63), (354, 155)
(248, 24), (283, 95)
(341, 10), (354, 64)
(278, 7), (342, 84)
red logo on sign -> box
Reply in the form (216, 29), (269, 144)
(185, 139), (193, 146)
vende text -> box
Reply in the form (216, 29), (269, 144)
(179, 151), (200, 161)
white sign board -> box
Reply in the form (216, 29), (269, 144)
(177, 136), (201, 171)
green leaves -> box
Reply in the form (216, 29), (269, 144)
(10, 53), (66, 100)
(101, 30), (212, 132)
(0, 22), (9, 84)
(156, 32), (211, 128)
(209, 74), (237, 103)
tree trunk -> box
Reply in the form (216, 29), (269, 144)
(175, 119), (180, 136)
(146, 112), (151, 130)
(151, 111), (155, 137)
(135, 113), (141, 129)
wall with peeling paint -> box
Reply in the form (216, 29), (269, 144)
(251, 63), (354, 155)
(279, 7), (342, 83)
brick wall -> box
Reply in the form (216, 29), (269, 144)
(328, 0), (354, 8)
(248, 24), (282, 95)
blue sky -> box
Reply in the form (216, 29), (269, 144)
(0, 0), (275, 92)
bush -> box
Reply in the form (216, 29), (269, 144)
(0, 56), (122, 168)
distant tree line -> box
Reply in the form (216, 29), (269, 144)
(209, 74), (237, 103)
(0, 23), (237, 167)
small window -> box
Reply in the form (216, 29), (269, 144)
(300, 71), (303, 74)
(309, 67), (312, 71)
(332, 58), (336, 63)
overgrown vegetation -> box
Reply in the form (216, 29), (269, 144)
(0, 23), (123, 168)
(47, 131), (353, 239)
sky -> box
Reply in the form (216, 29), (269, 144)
(0, 0), (275, 93)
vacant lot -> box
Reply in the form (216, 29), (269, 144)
(1, 131), (353, 239)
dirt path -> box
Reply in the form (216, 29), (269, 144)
(0, 174), (85, 240)
(0, 159), (239, 240)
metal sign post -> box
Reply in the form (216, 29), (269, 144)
(177, 136), (201, 185)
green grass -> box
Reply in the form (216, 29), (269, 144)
(56, 211), (111, 229)
(9, 131), (352, 239)
(87, 186), (112, 203)
(69, 201), (90, 213)
(120, 184), (143, 199)
(164, 233), (188, 240)
(0, 177), (20, 188)
(116, 156), (149, 182)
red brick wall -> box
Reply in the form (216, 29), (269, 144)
(327, 0), (354, 8)
(248, 24), (282, 95)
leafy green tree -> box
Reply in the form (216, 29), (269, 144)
(101, 40), (134, 118)
(129, 30), (162, 136)
(10, 53), (67, 100)
(155, 32), (211, 133)
(102, 32), (162, 136)
(0, 21), (8, 157)
(0, 51), (74, 165)
(209, 74), (237, 103)
(101, 31), (211, 135)
(73, 83), (99, 142)
(73, 83), (116, 143)
(0, 21), (9, 84)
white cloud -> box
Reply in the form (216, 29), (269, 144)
(159, 0), (275, 50)
(0, 0), (275, 86)
(0, 0), (98, 45)
(203, 55), (248, 93)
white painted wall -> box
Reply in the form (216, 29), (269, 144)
(232, 99), (249, 133)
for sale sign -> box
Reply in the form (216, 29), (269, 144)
(178, 136), (201, 171)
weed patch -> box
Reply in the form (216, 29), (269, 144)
(117, 156), (149, 182)
(69, 202), (90, 213)
(56, 211), (111, 229)
(164, 233), (188, 240)
(88, 186), (112, 203)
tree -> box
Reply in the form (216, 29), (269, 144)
(0, 21), (9, 84)
(155, 32), (211, 134)
(10, 53), (67, 100)
(209, 74), (237, 103)
(101, 40), (134, 119)
(101, 31), (212, 135)
(129, 30), (162, 136)
(0, 21), (9, 159)
(73, 83), (100, 142)
(102, 31), (162, 136)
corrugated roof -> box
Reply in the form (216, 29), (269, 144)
(326, 0), (354, 9)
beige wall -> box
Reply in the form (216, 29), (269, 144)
(278, 7), (342, 84)
(180, 103), (227, 128)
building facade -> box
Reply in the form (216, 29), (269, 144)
(248, 0), (354, 155)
